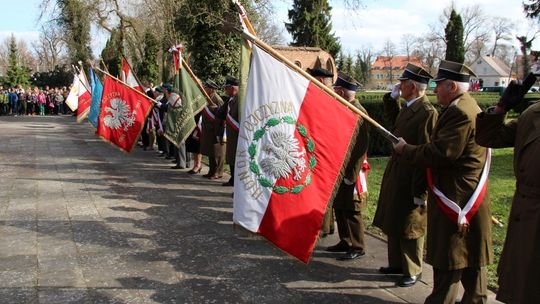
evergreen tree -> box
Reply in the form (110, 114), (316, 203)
(57, 0), (93, 66)
(175, 1), (242, 85)
(137, 31), (160, 84)
(444, 9), (465, 63)
(101, 29), (123, 78)
(4, 34), (30, 87)
(285, 0), (341, 58)
(342, 54), (353, 76)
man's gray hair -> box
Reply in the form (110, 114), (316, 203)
(344, 89), (356, 100)
(455, 81), (470, 94)
(413, 81), (428, 94)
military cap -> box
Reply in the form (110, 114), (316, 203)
(204, 79), (220, 90)
(433, 60), (477, 82)
(334, 73), (359, 91)
(224, 76), (239, 87)
(154, 86), (163, 93)
(160, 83), (173, 92)
(308, 67), (334, 78)
(399, 63), (433, 84)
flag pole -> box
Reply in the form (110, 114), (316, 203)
(122, 55), (145, 90)
(92, 66), (159, 105)
(72, 64), (91, 94)
(180, 58), (216, 107)
(240, 31), (399, 144)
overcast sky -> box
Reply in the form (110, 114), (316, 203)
(0, 0), (538, 57)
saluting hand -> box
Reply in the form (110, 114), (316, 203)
(390, 83), (401, 100)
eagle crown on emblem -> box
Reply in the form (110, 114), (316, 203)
(260, 130), (306, 181)
(104, 98), (137, 131)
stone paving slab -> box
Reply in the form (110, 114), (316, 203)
(0, 116), (501, 303)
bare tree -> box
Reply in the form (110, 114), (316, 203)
(31, 24), (67, 71)
(381, 39), (396, 84)
(412, 34), (445, 75)
(400, 33), (416, 61)
(430, 4), (489, 63)
(0, 36), (37, 74)
(490, 17), (515, 56)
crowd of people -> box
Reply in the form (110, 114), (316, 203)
(0, 85), (71, 116)
(137, 77), (237, 183)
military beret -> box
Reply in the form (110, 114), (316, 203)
(160, 83), (173, 92)
(334, 73), (359, 91)
(204, 79), (220, 90)
(224, 76), (239, 87)
(399, 63), (433, 84)
(433, 60), (477, 83)
(154, 86), (163, 93)
(308, 67), (334, 78)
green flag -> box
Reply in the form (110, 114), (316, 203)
(164, 64), (206, 147)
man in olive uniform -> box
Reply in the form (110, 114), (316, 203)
(308, 67), (336, 237)
(218, 76), (239, 187)
(476, 76), (540, 303)
(373, 63), (438, 287)
(200, 80), (226, 180)
(393, 60), (493, 303)
(325, 73), (370, 260)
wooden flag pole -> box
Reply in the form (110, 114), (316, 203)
(92, 66), (159, 105)
(180, 58), (216, 107)
(240, 31), (399, 144)
(72, 64), (91, 94)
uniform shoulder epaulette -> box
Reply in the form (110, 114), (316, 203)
(423, 101), (435, 111)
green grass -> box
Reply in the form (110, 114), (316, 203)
(364, 148), (515, 289)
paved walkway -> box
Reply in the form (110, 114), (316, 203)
(0, 116), (500, 303)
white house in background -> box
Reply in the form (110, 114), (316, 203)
(469, 54), (513, 87)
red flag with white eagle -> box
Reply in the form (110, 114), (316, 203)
(121, 56), (142, 92)
(96, 75), (153, 153)
(233, 46), (361, 263)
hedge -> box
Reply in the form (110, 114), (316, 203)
(358, 92), (539, 156)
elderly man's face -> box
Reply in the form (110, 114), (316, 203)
(225, 85), (238, 97)
(399, 79), (415, 100)
(434, 80), (455, 107)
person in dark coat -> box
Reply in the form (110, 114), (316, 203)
(200, 80), (225, 179)
(217, 76), (239, 186)
(475, 77), (540, 304)
(393, 60), (493, 304)
(373, 63), (438, 287)
(325, 73), (370, 261)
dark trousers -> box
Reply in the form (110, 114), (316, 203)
(141, 120), (149, 148)
(227, 165), (235, 185)
(156, 134), (166, 153)
(425, 267), (487, 304)
(334, 208), (365, 252)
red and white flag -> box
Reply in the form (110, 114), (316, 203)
(121, 57), (142, 92)
(77, 70), (92, 122)
(96, 75), (153, 153)
(168, 44), (183, 74)
(65, 70), (92, 122)
(233, 46), (361, 263)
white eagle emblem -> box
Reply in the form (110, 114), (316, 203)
(103, 98), (136, 131)
(260, 130), (307, 180)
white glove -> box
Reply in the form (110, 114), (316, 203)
(390, 83), (401, 100)
(413, 197), (427, 206)
(156, 101), (163, 108)
(343, 178), (355, 185)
